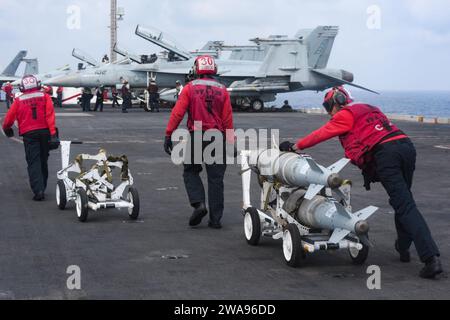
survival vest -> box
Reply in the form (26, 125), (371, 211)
(339, 103), (403, 168)
(186, 79), (227, 132)
(15, 91), (50, 135)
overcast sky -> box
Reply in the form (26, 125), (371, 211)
(1, 0), (449, 91)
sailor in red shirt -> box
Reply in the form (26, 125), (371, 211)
(2, 81), (14, 109)
(164, 55), (234, 229)
(56, 86), (64, 108)
(280, 86), (442, 279)
(2, 75), (60, 201)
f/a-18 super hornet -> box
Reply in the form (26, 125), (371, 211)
(46, 25), (378, 111)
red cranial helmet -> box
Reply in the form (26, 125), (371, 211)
(193, 55), (217, 75)
(322, 86), (353, 113)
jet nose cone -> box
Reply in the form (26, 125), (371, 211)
(44, 74), (82, 87)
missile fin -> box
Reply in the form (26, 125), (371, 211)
(304, 184), (324, 200)
(329, 228), (351, 244)
(332, 188), (346, 203)
(355, 206), (378, 220)
(327, 158), (350, 174)
(334, 202), (352, 219)
(305, 157), (324, 174)
(358, 234), (374, 247)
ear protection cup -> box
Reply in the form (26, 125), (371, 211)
(333, 90), (347, 106)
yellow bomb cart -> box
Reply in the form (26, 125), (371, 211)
(240, 148), (378, 267)
(56, 141), (140, 222)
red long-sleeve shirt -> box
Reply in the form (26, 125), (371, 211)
(2, 90), (56, 136)
(165, 79), (234, 142)
(2, 84), (13, 98)
(296, 110), (354, 150)
(296, 109), (408, 150)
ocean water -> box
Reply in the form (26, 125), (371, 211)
(275, 90), (450, 118)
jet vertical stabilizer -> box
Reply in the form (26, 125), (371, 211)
(256, 40), (309, 82)
(299, 26), (339, 69)
(2, 50), (27, 76)
(23, 58), (39, 75)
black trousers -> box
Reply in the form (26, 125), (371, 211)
(150, 99), (159, 112)
(373, 139), (440, 262)
(22, 129), (50, 196)
(182, 132), (227, 224)
(112, 96), (120, 107)
(81, 98), (91, 112)
(122, 96), (131, 111)
(57, 93), (63, 108)
(94, 98), (104, 111)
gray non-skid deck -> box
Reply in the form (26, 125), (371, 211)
(0, 102), (448, 300)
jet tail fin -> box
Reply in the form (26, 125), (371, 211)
(299, 26), (339, 69)
(2, 50), (27, 76)
(23, 59), (39, 75)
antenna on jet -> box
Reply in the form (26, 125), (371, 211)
(110, 0), (125, 63)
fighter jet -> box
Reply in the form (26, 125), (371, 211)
(46, 25), (378, 111)
(11, 65), (71, 87)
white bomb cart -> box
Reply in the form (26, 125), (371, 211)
(56, 141), (140, 222)
(240, 149), (378, 268)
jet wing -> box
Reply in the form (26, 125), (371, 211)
(312, 69), (379, 94)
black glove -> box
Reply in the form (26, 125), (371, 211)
(164, 136), (173, 155)
(3, 128), (14, 138)
(48, 135), (60, 150)
(279, 141), (295, 152)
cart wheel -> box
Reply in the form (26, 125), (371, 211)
(76, 189), (89, 222)
(244, 207), (261, 246)
(283, 224), (305, 268)
(349, 238), (369, 265)
(56, 180), (67, 210)
(251, 99), (264, 112)
(127, 187), (140, 220)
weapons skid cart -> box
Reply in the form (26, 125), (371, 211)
(240, 149), (378, 267)
(56, 141), (140, 222)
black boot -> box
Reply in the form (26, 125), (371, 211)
(208, 221), (222, 229)
(189, 202), (207, 227)
(420, 256), (443, 279)
(33, 192), (45, 201)
(395, 240), (411, 263)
